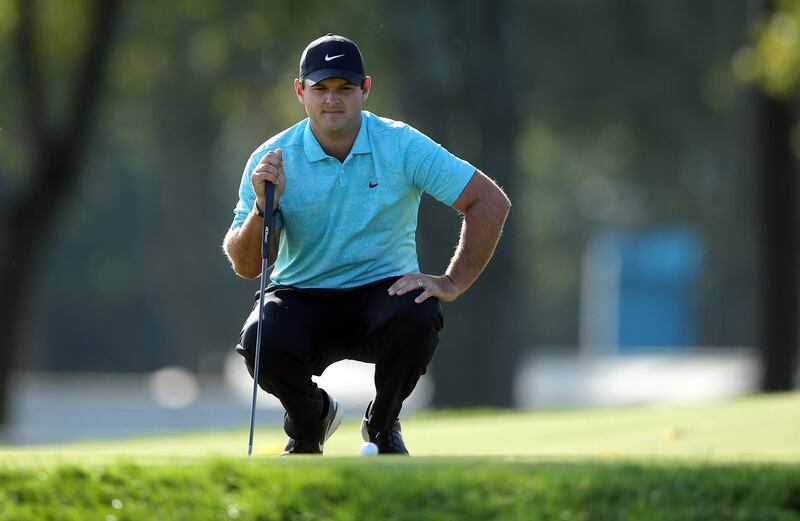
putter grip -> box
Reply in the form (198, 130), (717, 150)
(261, 182), (276, 259)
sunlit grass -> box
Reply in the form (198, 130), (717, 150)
(2, 392), (798, 465)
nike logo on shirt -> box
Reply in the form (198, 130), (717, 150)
(325, 53), (345, 61)
(369, 182), (378, 188)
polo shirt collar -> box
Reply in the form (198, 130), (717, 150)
(350, 112), (371, 156)
(303, 122), (328, 162)
(303, 112), (371, 162)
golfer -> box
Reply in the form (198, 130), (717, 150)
(223, 34), (510, 455)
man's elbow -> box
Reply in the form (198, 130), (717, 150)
(227, 253), (261, 279)
(222, 235), (260, 279)
(500, 191), (511, 214)
(491, 186), (511, 219)
(480, 171), (511, 218)
(231, 262), (260, 280)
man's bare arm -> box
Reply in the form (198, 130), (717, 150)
(223, 148), (286, 279)
(388, 169), (511, 303)
(445, 170), (511, 295)
(223, 211), (281, 279)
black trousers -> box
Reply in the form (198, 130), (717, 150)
(236, 276), (443, 442)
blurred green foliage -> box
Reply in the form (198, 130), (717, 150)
(736, 0), (800, 100)
(0, 1), (757, 371)
(519, 2), (747, 344)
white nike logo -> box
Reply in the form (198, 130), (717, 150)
(324, 53), (345, 61)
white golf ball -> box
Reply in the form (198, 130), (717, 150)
(360, 442), (379, 456)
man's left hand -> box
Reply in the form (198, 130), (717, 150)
(387, 273), (461, 304)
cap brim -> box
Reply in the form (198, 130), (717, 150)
(304, 68), (363, 86)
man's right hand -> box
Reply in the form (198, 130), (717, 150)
(252, 148), (286, 213)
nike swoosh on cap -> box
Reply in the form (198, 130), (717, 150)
(324, 53), (345, 61)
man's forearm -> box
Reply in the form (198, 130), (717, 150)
(445, 194), (510, 295)
(223, 211), (280, 279)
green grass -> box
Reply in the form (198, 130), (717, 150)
(2, 391), (799, 463)
(0, 393), (799, 520)
(1, 459), (799, 520)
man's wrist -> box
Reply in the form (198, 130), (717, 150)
(253, 199), (280, 218)
(445, 273), (461, 293)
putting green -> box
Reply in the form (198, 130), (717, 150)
(1, 392), (798, 466)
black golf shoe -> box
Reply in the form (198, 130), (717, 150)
(281, 438), (322, 454)
(281, 392), (342, 456)
(360, 401), (409, 455)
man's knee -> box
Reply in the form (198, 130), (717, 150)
(236, 309), (290, 393)
(398, 297), (443, 337)
(380, 297), (443, 365)
(236, 309), (259, 371)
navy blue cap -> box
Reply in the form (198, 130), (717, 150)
(299, 33), (365, 86)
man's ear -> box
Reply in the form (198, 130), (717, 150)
(294, 78), (305, 103)
(361, 76), (372, 101)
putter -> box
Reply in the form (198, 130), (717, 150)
(248, 182), (276, 456)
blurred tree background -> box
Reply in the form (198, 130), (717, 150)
(738, 0), (800, 390)
(1, 0), (798, 424)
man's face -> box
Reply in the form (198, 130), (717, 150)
(295, 76), (371, 136)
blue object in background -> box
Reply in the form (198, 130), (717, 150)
(617, 228), (704, 352)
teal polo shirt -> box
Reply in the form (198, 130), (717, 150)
(230, 110), (475, 289)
